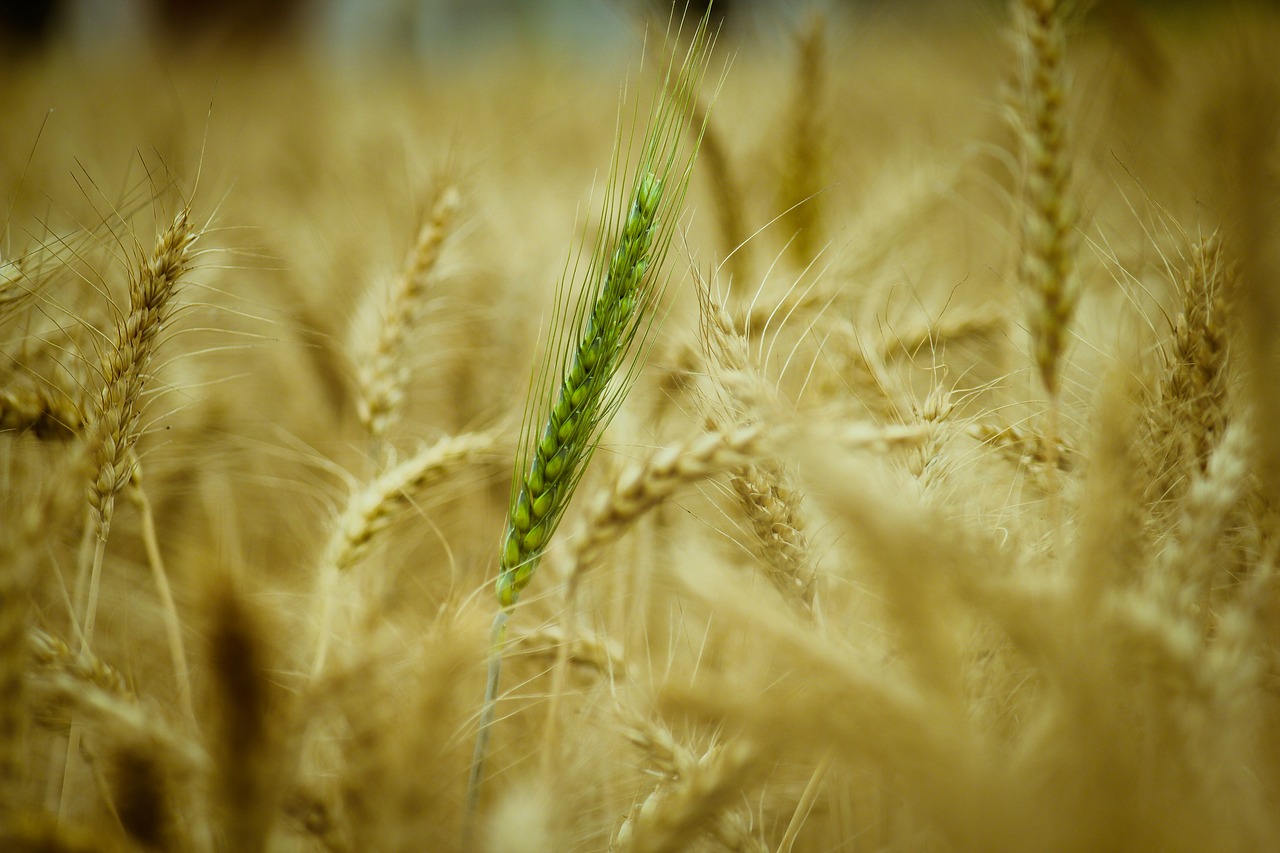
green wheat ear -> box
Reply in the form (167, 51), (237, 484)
(497, 169), (664, 607)
(465, 3), (719, 838)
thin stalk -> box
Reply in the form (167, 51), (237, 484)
(128, 472), (195, 724)
(60, 527), (107, 822)
(778, 753), (830, 853)
(464, 608), (509, 849)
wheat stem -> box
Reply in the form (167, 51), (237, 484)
(126, 469), (194, 726)
(463, 608), (508, 851)
(777, 753), (829, 853)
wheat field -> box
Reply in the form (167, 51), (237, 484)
(2, 2), (1280, 851)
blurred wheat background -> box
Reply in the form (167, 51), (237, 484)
(3, 1), (1280, 851)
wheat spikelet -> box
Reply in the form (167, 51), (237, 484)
(818, 318), (908, 421)
(967, 419), (1075, 472)
(28, 668), (203, 777)
(1157, 422), (1250, 620)
(1164, 236), (1231, 440)
(27, 627), (131, 700)
(727, 465), (814, 609)
(312, 428), (498, 675)
(568, 421), (947, 598)
(512, 624), (626, 678)
(618, 709), (698, 782)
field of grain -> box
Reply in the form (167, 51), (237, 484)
(3, 2), (1280, 851)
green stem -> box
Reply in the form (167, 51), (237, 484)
(464, 608), (510, 849)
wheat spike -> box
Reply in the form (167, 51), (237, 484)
(613, 739), (760, 853)
(312, 429), (497, 675)
(497, 170), (673, 607)
(325, 430), (498, 575)
(1147, 233), (1233, 510)
(1012, 0), (1079, 401)
(85, 209), (197, 539)
(79, 209), (198, 654)
(355, 184), (461, 446)
(0, 383), (85, 438)
(568, 425), (762, 590)
(695, 274), (815, 611)
(495, 12), (718, 610)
